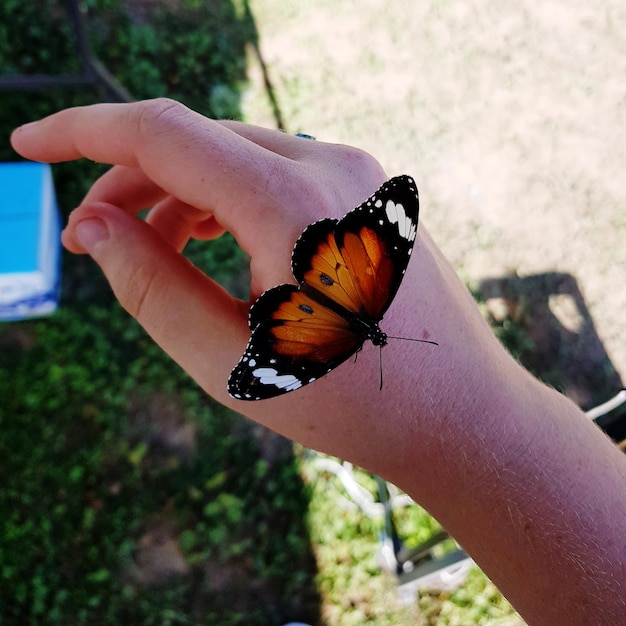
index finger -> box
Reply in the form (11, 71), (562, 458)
(10, 99), (299, 232)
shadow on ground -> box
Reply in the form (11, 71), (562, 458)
(479, 272), (624, 434)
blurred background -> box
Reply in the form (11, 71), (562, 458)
(1, 1), (624, 624)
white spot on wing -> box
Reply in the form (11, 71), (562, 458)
(252, 367), (303, 391)
(385, 200), (416, 241)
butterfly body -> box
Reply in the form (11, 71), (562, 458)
(228, 175), (420, 401)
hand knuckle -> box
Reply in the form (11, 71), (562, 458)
(134, 98), (190, 136)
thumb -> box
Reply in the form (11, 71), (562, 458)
(63, 203), (248, 401)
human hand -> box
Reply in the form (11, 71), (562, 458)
(12, 98), (501, 477)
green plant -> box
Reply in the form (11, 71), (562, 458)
(89, 0), (255, 118)
(0, 302), (320, 623)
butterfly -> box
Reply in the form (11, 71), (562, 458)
(228, 175), (434, 401)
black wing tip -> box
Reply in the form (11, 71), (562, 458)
(291, 176), (418, 278)
(381, 174), (419, 200)
(227, 367), (262, 401)
(388, 174), (417, 189)
(227, 369), (305, 402)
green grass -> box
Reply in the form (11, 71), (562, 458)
(1, 2), (318, 624)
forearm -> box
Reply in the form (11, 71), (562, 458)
(409, 361), (625, 624)
(392, 267), (626, 623)
(285, 228), (626, 624)
(363, 277), (626, 626)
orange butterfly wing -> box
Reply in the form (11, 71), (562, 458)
(295, 221), (396, 321)
(293, 175), (418, 320)
(228, 176), (419, 400)
(228, 284), (363, 399)
(268, 289), (362, 362)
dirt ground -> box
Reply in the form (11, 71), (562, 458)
(243, 0), (625, 410)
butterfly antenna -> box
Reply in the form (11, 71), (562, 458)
(387, 336), (439, 346)
(379, 345), (384, 390)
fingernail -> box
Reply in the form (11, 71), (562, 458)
(74, 218), (109, 254)
(15, 121), (37, 132)
(12, 121), (38, 140)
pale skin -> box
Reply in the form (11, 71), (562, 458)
(11, 99), (626, 624)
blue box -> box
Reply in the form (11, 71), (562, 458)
(0, 162), (62, 321)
